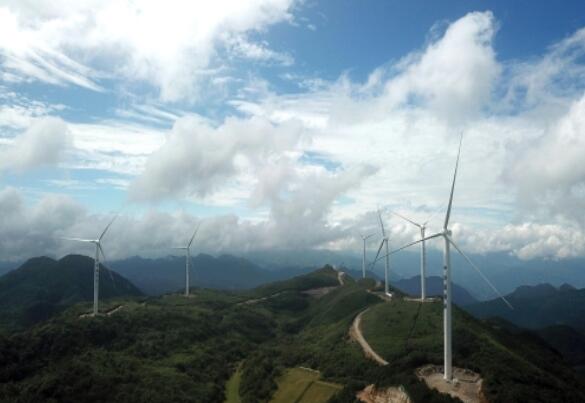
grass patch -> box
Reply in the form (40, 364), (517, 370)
(298, 380), (342, 403)
(270, 368), (341, 403)
(225, 363), (242, 403)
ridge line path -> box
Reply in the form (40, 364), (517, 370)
(350, 307), (389, 366)
(337, 271), (346, 285)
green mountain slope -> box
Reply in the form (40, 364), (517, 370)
(0, 267), (582, 403)
(361, 299), (585, 402)
(0, 255), (143, 331)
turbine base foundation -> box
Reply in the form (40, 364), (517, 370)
(416, 365), (485, 403)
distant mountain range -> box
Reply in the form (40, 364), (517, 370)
(3, 248), (585, 300)
(109, 254), (314, 295)
(465, 283), (585, 332)
(0, 255), (142, 331)
(393, 275), (478, 306)
(465, 283), (585, 368)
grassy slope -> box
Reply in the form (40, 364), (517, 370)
(225, 364), (243, 403)
(362, 299), (585, 403)
(270, 368), (341, 403)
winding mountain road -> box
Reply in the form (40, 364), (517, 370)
(350, 308), (388, 366)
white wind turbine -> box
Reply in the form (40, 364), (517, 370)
(62, 214), (118, 316)
(390, 208), (441, 301)
(360, 233), (375, 279)
(371, 135), (512, 381)
(172, 223), (201, 297)
(371, 210), (392, 297)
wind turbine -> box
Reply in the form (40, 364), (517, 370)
(390, 208), (440, 301)
(371, 134), (512, 381)
(172, 223), (201, 297)
(360, 233), (375, 279)
(62, 214), (118, 316)
(371, 210), (392, 297)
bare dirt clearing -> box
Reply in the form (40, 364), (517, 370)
(357, 384), (412, 403)
(416, 365), (486, 403)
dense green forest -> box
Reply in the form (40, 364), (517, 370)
(0, 265), (584, 402)
(0, 255), (142, 332)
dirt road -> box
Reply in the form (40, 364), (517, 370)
(350, 308), (388, 366)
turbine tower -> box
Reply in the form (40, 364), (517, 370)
(172, 223), (201, 297)
(360, 233), (375, 279)
(390, 210), (438, 301)
(63, 214), (118, 316)
(372, 210), (391, 296)
(370, 134), (512, 381)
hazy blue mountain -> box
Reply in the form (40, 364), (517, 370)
(242, 249), (585, 300)
(465, 283), (585, 332)
(393, 275), (478, 305)
(109, 254), (314, 295)
(0, 255), (142, 331)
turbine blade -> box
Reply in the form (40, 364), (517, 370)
(444, 133), (463, 229)
(447, 236), (513, 310)
(61, 237), (95, 243)
(98, 243), (117, 291)
(188, 222), (201, 248)
(97, 243), (107, 264)
(370, 239), (385, 269)
(371, 233), (443, 265)
(377, 210), (386, 236)
(99, 213), (119, 241)
(390, 211), (421, 228)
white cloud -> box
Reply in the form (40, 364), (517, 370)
(0, 117), (71, 172)
(507, 93), (585, 225)
(224, 35), (294, 65)
(0, 0), (298, 101)
(130, 115), (305, 200)
(384, 11), (500, 123)
(4, 10), (585, 262)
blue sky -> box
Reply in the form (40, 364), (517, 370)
(2, 1), (585, 261)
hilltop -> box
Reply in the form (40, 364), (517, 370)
(393, 275), (477, 306)
(0, 255), (142, 331)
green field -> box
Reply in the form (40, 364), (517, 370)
(225, 364), (243, 403)
(270, 368), (341, 403)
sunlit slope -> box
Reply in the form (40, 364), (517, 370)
(361, 299), (585, 402)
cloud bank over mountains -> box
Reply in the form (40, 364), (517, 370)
(1, 5), (585, 262)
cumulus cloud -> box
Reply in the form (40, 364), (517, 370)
(384, 11), (500, 123)
(130, 115), (305, 200)
(453, 222), (585, 260)
(0, 0), (298, 101)
(4, 10), (585, 263)
(0, 117), (71, 172)
(506, 94), (585, 225)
